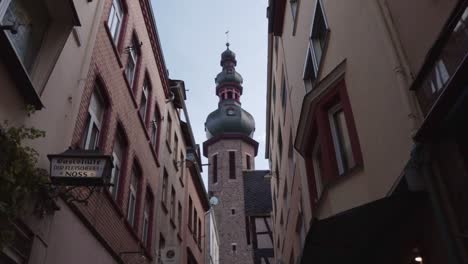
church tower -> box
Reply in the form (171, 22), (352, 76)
(203, 43), (258, 264)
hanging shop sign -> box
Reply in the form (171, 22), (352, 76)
(48, 149), (113, 186)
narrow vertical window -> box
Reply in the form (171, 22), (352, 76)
(166, 115), (172, 144)
(139, 79), (150, 122)
(246, 155), (251, 170)
(110, 130), (126, 200)
(212, 154), (218, 183)
(312, 142), (323, 198)
(170, 187), (176, 220)
(107, 0), (124, 44)
(125, 36), (139, 88)
(232, 243), (237, 253)
(142, 193), (153, 248)
(151, 108), (160, 149)
(229, 151), (236, 179)
(162, 169), (168, 205)
(310, 0), (328, 73)
(178, 202), (182, 228)
(290, 0), (298, 22)
(174, 134), (179, 156)
(127, 165), (140, 228)
(328, 106), (355, 175)
(180, 153), (185, 180)
(83, 89), (106, 150)
(277, 127), (283, 162)
(198, 218), (202, 246)
(158, 234), (165, 252)
(188, 196), (193, 230)
(281, 76), (287, 110)
(194, 209), (198, 239)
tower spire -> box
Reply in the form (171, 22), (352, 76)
(225, 30), (230, 48)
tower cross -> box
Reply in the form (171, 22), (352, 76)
(225, 30), (230, 47)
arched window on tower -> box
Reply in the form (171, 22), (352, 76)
(227, 91), (233, 99)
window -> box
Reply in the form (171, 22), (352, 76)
(127, 165), (140, 228)
(231, 209), (236, 215)
(312, 142), (323, 198)
(178, 202), (182, 229)
(212, 154), (218, 183)
(173, 134), (179, 157)
(310, 0), (328, 75)
(166, 115), (172, 145)
(82, 89), (106, 150)
(170, 187), (176, 220)
(281, 75), (287, 110)
(151, 107), (160, 149)
(277, 127), (283, 162)
(290, 0), (298, 22)
(142, 193), (153, 248)
(328, 105), (355, 175)
(162, 169), (168, 205)
(139, 79), (150, 122)
(232, 243), (237, 253)
(180, 152), (185, 180)
(158, 233), (165, 252)
(272, 80), (276, 106)
(188, 197), (193, 230)
(0, 0), (50, 73)
(198, 219), (202, 246)
(110, 129), (126, 200)
(107, 0), (124, 44)
(194, 209), (198, 239)
(283, 178), (288, 207)
(246, 155), (251, 170)
(229, 151), (236, 179)
(125, 36), (139, 88)
(430, 59), (450, 94)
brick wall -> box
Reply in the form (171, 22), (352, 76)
(207, 139), (257, 264)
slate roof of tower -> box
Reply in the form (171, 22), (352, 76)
(243, 170), (272, 215)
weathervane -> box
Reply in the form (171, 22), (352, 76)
(225, 30), (230, 47)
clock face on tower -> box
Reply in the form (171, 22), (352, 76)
(226, 108), (236, 116)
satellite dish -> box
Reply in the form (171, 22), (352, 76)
(209, 196), (219, 206)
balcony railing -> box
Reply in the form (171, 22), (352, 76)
(416, 6), (468, 115)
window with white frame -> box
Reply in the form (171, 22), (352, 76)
(139, 79), (149, 121)
(82, 89), (106, 150)
(312, 142), (323, 198)
(109, 131), (125, 200)
(328, 105), (355, 175)
(430, 59), (450, 94)
(125, 37), (139, 88)
(107, 0), (124, 44)
(127, 165), (140, 227)
(0, 0), (50, 73)
(142, 195), (151, 247)
(303, 0), (328, 89)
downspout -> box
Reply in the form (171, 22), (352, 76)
(372, 0), (422, 133)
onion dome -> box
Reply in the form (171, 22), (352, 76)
(205, 101), (255, 139)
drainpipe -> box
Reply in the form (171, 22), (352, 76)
(372, 0), (422, 133)
(410, 144), (463, 264)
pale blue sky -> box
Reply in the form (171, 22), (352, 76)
(152, 0), (269, 186)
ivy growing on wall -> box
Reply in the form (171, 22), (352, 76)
(0, 121), (49, 248)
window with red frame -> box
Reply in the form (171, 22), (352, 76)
(142, 192), (153, 249)
(305, 79), (362, 204)
(127, 164), (141, 228)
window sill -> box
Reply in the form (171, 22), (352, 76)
(104, 22), (123, 68)
(0, 32), (43, 109)
(103, 189), (124, 217)
(124, 219), (140, 242)
(122, 71), (139, 108)
(148, 141), (160, 167)
(170, 218), (176, 229)
(161, 201), (168, 214)
(137, 113), (150, 140)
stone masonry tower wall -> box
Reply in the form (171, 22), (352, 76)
(207, 139), (256, 264)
